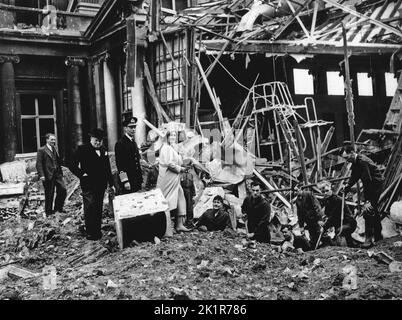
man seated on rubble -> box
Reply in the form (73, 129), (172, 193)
(320, 181), (358, 247)
(279, 224), (310, 252)
(295, 187), (326, 250)
(195, 195), (233, 232)
(241, 181), (271, 243)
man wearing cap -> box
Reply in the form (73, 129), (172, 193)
(69, 128), (115, 240)
(115, 116), (143, 193)
(36, 133), (66, 216)
(342, 142), (384, 248)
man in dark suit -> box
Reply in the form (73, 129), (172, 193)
(69, 128), (115, 240)
(342, 142), (384, 248)
(115, 116), (143, 193)
(36, 133), (66, 216)
(241, 181), (272, 243)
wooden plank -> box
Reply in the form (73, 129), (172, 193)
(195, 57), (225, 134)
(253, 169), (291, 209)
(293, 120), (308, 185)
(322, 0), (402, 38)
(143, 62), (171, 123)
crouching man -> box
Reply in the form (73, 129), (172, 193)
(320, 181), (357, 247)
(195, 195), (233, 231)
(241, 181), (271, 243)
(296, 188), (325, 249)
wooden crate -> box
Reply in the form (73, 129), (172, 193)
(112, 188), (170, 249)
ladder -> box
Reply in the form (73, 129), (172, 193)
(383, 72), (402, 132)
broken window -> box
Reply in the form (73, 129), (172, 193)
(161, 0), (188, 11)
(357, 72), (373, 96)
(155, 33), (186, 122)
(326, 71), (345, 96)
(19, 93), (58, 153)
(385, 72), (398, 97)
(293, 69), (314, 95)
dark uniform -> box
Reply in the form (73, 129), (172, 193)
(196, 207), (233, 231)
(69, 143), (113, 240)
(296, 190), (325, 249)
(322, 194), (357, 247)
(180, 169), (196, 224)
(241, 195), (271, 243)
(36, 144), (66, 215)
(344, 154), (384, 242)
(115, 134), (143, 193)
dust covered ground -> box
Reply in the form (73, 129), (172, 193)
(1, 179), (402, 300)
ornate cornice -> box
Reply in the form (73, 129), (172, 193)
(88, 52), (111, 65)
(65, 56), (86, 67)
(0, 55), (20, 64)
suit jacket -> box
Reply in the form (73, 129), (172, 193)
(36, 145), (63, 181)
(347, 154), (384, 203)
(241, 195), (271, 233)
(115, 135), (143, 190)
(296, 191), (324, 227)
(322, 194), (354, 230)
(198, 207), (233, 231)
(69, 144), (113, 191)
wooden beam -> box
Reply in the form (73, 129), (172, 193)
(143, 61), (171, 123)
(272, 0), (314, 40)
(342, 23), (356, 147)
(194, 57), (225, 134)
(285, 0), (311, 39)
(253, 169), (291, 208)
(202, 39), (400, 55)
(321, 0), (402, 39)
(311, 0), (319, 36)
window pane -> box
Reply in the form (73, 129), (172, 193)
(357, 72), (373, 96)
(162, 0), (173, 9)
(293, 69), (314, 95)
(22, 119), (37, 153)
(175, 0), (188, 12)
(39, 119), (56, 147)
(385, 72), (398, 97)
(327, 71), (345, 95)
(38, 96), (54, 115)
(20, 95), (36, 115)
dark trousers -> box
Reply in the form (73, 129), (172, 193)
(182, 187), (193, 222)
(249, 221), (271, 243)
(43, 175), (66, 215)
(337, 219), (357, 247)
(306, 223), (322, 249)
(82, 187), (105, 238)
(364, 205), (383, 242)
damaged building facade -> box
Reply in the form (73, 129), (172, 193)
(0, 0), (401, 164)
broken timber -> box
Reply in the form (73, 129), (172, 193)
(253, 169), (291, 208)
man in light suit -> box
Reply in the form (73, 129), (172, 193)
(36, 133), (66, 216)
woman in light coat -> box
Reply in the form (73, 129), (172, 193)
(157, 131), (190, 232)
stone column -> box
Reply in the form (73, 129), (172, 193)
(102, 54), (119, 151)
(131, 45), (147, 146)
(0, 55), (20, 162)
(65, 57), (85, 147)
